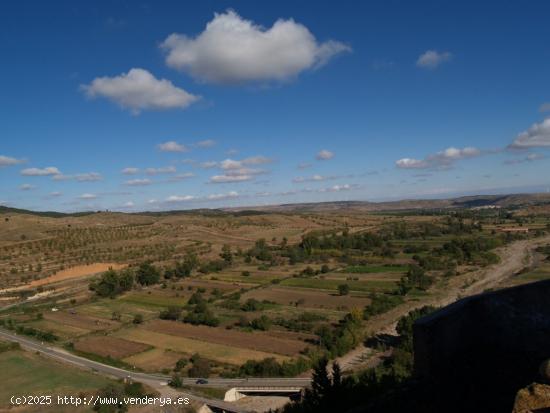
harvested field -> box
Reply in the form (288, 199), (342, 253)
(44, 310), (118, 331)
(74, 336), (150, 359)
(26, 320), (90, 339)
(144, 320), (308, 356)
(280, 277), (396, 292)
(112, 328), (288, 365)
(241, 286), (371, 310)
(123, 348), (184, 372)
(179, 278), (251, 291)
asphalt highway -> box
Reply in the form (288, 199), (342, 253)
(0, 328), (311, 412)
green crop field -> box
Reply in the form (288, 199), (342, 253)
(0, 348), (111, 407)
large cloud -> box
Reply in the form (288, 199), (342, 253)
(396, 147), (481, 169)
(508, 118), (550, 149)
(81, 68), (199, 114)
(161, 10), (350, 84)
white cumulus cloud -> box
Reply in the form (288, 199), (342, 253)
(81, 68), (199, 114)
(161, 10), (350, 84)
(508, 118), (550, 149)
(416, 50), (452, 69)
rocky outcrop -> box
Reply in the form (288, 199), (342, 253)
(413, 280), (550, 412)
(513, 383), (550, 413)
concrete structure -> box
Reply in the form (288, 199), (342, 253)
(224, 386), (303, 402)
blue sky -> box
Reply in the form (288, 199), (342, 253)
(1, 0), (550, 212)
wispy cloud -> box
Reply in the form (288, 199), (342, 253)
(125, 179), (152, 186)
(158, 141), (189, 153)
(396, 147), (482, 170)
(79, 193), (97, 200)
(316, 149), (334, 160)
(416, 50), (452, 69)
(0, 155), (25, 167)
(76, 172), (102, 182)
(292, 174), (342, 183)
(504, 153), (544, 165)
(21, 166), (61, 176)
(20, 183), (35, 191)
(195, 139), (216, 148)
(122, 167), (139, 175)
(168, 172), (195, 182)
(145, 166), (177, 175)
(209, 174), (254, 183)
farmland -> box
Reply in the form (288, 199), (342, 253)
(0, 341), (112, 411)
(1, 201), (549, 381)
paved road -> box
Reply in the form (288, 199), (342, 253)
(0, 328), (310, 413)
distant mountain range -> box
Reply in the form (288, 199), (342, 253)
(2, 192), (550, 217)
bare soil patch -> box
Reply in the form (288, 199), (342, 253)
(144, 320), (307, 356)
(241, 287), (371, 310)
(74, 336), (150, 359)
(44, 310), (118, 331)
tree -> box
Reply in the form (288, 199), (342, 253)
(337, 284), (350, 296)
(188, 354), (211, 377)
(135, 262), (160, 286)
(310, 357), (332, 406)
(90, 268), (133, 298)
(132, 314), (143, 324)
(220, 244), (233, 264)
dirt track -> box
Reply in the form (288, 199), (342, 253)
(336, 235), (550, 371)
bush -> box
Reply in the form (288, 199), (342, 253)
(160, 306), (182, 320)
(364, 294), (403, 320)
(250, 315), (272, 331)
